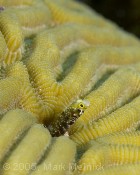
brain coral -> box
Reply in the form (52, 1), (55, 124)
(0, 0), (140, 175)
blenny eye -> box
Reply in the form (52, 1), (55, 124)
(79, 102), (84, 108)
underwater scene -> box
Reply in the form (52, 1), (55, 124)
(0, 0), (140, 174)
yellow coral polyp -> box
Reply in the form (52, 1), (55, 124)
(69, 66), (140, 134)
(95, 131), (140, 146)
(82, 164), (140, 175)
(0, 21), (140, 122)
(0, 109), (36, 161)
(0, 0), (34, 7)
(9, 7), (51, 37)
(0, 11), (23, 65)
(0, 109), (76, 175)
(2, 124), (51, 175)
(75, 142), (140, 174)
(44, 0), (117, 29)
(31, 136), (76, 175)
(70, 94), (140, 146)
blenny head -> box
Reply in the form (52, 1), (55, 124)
(71, 99), (90, 115)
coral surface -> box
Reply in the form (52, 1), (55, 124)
(0, 0), (140, 175)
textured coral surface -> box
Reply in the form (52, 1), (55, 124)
(0, 0), (140, 175)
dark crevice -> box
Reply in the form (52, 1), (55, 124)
(29, 137), (56, 173)
(94, 90), (140, 124)
(91, 70), (115, 91)
(56, 52), (79, 82)
(0, 66), (7, 80)
(22, 37), (35, 63)
(81, 69), (116, 99)
(0, 126), (32, 168)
